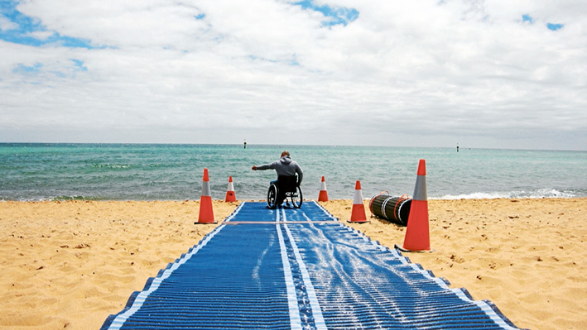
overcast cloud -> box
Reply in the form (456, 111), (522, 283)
(1, 0), (585, 150)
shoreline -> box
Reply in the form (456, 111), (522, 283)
(2, 194), (586, 202)
(1, 198), (585, 329)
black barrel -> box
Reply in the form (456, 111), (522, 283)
(369, 193), (412, 226)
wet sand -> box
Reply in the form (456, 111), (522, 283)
(1, 198), (585, 329)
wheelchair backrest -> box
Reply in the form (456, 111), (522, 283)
(277, 175), (298, 193)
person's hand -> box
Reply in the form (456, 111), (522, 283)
(252, 166), (257, 171)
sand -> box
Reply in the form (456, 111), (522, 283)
(1, 198), (585, 330)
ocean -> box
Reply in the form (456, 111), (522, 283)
(1, 143), (585, 201)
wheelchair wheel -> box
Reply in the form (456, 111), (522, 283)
(291, 186), (303, 208)
(267, 183), (278, 209)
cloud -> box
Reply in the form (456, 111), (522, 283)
(0, 14), (19, 31)
(0, 0), (101, 48)
(0, 0), (586, 150)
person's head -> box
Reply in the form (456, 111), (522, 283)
(281, 150), (290, 158)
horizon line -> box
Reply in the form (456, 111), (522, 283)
(0, 141), (585, 153)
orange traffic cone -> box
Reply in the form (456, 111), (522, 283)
(318, 176), (329, 202)
(397, 159), (431, 252)
(348, 180), (368, 223)
(196, 168), (216, 224)
(225, 176), (236, 202)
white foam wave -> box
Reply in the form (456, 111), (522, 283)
(432, 188), (578, 200)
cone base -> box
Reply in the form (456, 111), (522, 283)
(318, 191), (328, 202)
(347, 219), (370, 224)
(349, 203), (368, 223)
(225, 192), (236, 202)
(198, 195), (215, 224)
(401, 200), (430, 251)
(394, 244), (434, 253)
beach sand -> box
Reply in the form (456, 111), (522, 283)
(1, 198), (585, 330)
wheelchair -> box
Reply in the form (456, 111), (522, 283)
(267, 175), (303, 209)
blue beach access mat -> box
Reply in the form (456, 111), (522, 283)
(101, 201), (522, 330)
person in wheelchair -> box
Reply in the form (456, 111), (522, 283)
(252, 151), (303, 208)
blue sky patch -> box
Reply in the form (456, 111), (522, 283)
(547, 23), (564, 31)
(71, 59), (88, 72)
(522, 14), (533, 23)
(521, 14), (564, 31)
(294, 0), (359, 27)
(12, 62), (42, 75)
(248, 54), (300, 66)
(11, 58), (89, 80)
(0, 0), (100, 48)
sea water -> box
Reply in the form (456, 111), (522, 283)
(1, 143), (585, 201)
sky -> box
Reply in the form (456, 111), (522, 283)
(0, 0), (586, 150)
